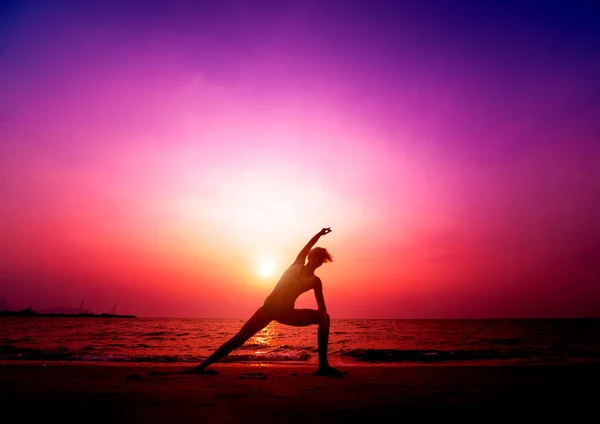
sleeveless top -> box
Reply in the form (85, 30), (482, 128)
(263, 264), (315, 309)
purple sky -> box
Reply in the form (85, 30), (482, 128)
(1, 0), (599, 318)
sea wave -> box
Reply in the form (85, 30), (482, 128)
(3, 317), (600, 366)
(0, 345), (311, 363)
(338, 347), (600, 363)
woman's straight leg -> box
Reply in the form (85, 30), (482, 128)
(188, 307), (272, 373)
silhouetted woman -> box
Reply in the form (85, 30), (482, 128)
(188, 227), (343, 377)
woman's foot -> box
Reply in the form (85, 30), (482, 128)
(313, 365), (345, 378)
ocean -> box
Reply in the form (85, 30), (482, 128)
(1, 317), (599, 366)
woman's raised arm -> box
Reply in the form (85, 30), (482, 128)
(293, 227), (332, 265)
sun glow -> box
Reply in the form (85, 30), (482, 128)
(258, 260), (276, 277)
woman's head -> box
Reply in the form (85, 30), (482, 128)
(307, 247), (333, 267)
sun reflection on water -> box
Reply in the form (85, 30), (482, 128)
(250, 321), (278, 351)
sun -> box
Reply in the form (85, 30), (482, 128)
(258, 260), (276, 278)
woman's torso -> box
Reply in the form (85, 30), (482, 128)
(263, 264), (315, 310)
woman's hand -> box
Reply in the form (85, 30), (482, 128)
(319, 227), (332, 236)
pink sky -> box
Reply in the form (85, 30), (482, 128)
(1, 0), (599, 318)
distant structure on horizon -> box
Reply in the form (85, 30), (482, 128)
(0, 297), (135, 318)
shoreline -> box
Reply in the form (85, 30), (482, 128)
(2, 357), (598, 367)
(2, 362), (598, 422)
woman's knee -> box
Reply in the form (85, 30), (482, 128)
(319, 312), (330, 325)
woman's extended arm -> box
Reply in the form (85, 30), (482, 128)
(314, 277), (327, 315)
(293, 227), (331, 265)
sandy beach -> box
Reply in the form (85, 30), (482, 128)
(1, 362), (597, 423)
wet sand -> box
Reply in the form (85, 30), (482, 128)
(1, 362), (597, 423)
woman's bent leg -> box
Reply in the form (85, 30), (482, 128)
(189, 307), (272, 373)
(276, 309), (343, 377)
(317, 312), (331, 367)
